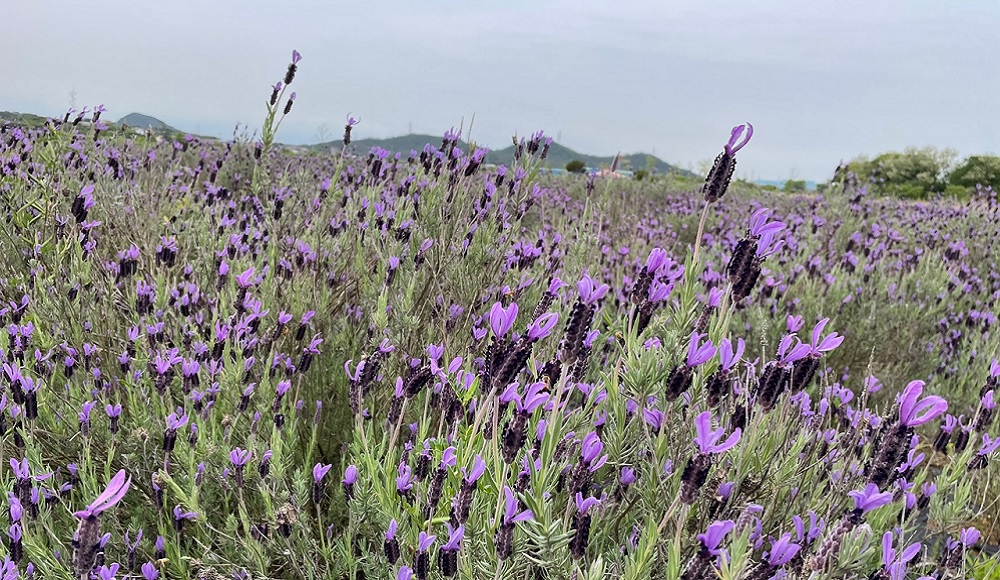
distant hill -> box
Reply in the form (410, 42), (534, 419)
(315, 133), (692, 176)
(0, 111), (50, 128)
(117, 112), (176, 131)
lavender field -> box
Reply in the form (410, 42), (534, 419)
(2, 53), (1000, 580)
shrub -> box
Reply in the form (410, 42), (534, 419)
(948, 154), (1000, 190)
(783, 179), (806, 192)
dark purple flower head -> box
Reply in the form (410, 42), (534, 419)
(73, 469), (130, 518)
(686, 332), (716, 367)
(766, 533), (801, 567)
(848, 483), (893, 513)
(313, 463), (333, 484)
(898, 381), (948, 427)
(693, 411), (741, 454)
(502, 486), (534, 525)
(698, 520), (735, 555)
(724, 123), (753, 156)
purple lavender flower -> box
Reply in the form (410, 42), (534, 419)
(230, 448), (252, 466)
(807, 318), (844, 354)
(173, 505), (197, 531)
(95, 564), (120, 580)
(527, 312), (559, 341)
(579, 432), (608, 471)
(230, 448), (252, 487)
(502, 486), (533, 524)
(396, 464), (414, 495)
(977, 434), (1000, 456)
(576, 274), (609, 305)
(342, 464), (358, 498)
(686, 333), (717, 367)
(575, 493), (600, 514)
(643, 407), (665, 434)
(718, 338), (745, 373)
(898, 381), (948, 427)
(73, 470), (130, 519)
(463, 455), (487, 486)
(848, 483), (893, 513)
(312, 463), (333, 502)
(881, 532), (921, 579)
(697, 520), (735, 556)
(141, 562), (159, 580)
(703, 124), (752, 202)
(488, 302), (518, 338)
(417, 531), (436, 552)
(693, 411), (741, 454)
(959, 527), (980, 546)
(235, 267), (255, 289)
(766, 533), (801, 567)
(441, 523), (464, 551)
(621, 467), (637, 487)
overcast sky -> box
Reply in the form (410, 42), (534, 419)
(3, 1), (998, 181)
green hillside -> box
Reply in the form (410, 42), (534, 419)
(315, 133), (691, 175)
(117, 112), (177, 131)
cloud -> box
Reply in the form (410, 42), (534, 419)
(3, 0), (998, 180)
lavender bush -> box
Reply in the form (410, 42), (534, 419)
(0, 52), (998, 579)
